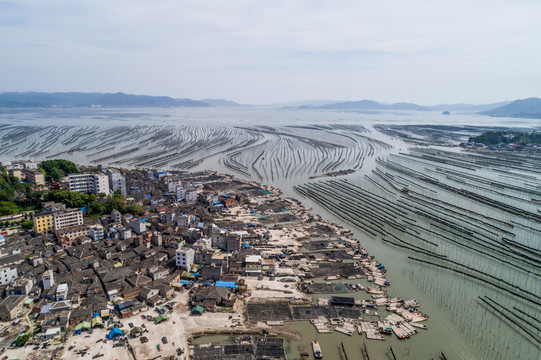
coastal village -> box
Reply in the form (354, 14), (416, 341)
(0, 160), (428, 360)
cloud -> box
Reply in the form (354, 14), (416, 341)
(1, 0), (541, 104)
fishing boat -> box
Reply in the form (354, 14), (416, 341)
(312, 340), (323, 358)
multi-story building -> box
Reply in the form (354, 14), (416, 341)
(34, 205), (83, 235)
(0, 267), (17, 285)
(55, 225), (90, 248)
(175, 247), (195, 270)
(104, 168), (126, 196)
(54, 208), (83, 230)
(185, 189), (197, 202)
(24, 170), (45, 185)
(89, 224), (105, 241)
(43, 269), (55, 290)
(34, 213), (55, 234)
(68, 173), (110, 195)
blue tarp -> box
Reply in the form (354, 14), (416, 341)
(250, 210), (257, 213)
(280, 254), (287, 258)
(197, 222), (204, 228)
(40, 303), (52, 314)
(215, 281), (238, 288)
(243, 243), (250, 248)
(202, 281), (212, 286)
(140, 219), (148, 222)
(223, 194), (230, 198)
(108, 328), (122, 340)
(92, 312), (100, 319)
(212, 201), (222, 206)
(145, 194), (152, 197)
(193, 273), (200, 277)
(179, 280), (190, 285)
(130, 187), (139, 190)
(247, 223), (255, 228)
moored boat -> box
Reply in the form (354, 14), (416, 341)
(312, 340), (323, 358)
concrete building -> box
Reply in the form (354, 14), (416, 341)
(56, 283), (68, 301)
(24, 170), (45, 185)
(43, 269), (55, 290)
(68, 173), (110, 195)
(54, 208), (84, 230)
(244, 255), (263, 276)
(34, 212), (55, 234)
(0, 295), (27, 321)
(6, 278), (33, 296)
(89, 224), (105, 241)
(175, 247), (195, 270)
(55, 225), (90, 247)
(8, 169), (22, 180)
(0, 267), (17, 285)
(111, 210), (122, 223)
(129, 220), (147, 235)
(105, 168), (127, 196)
(185, 189), (197, 202)
(34, 207), (84, 234)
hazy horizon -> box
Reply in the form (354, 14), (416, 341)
(1, 1), (540, 104)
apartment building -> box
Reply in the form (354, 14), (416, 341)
(104, 168), (127, 196)
(24, 170), (45, 185)
(54, 208), (84, 230)
(0, 267), (17, 285)
(175, 247), (195, 270)
(34, 213), (55, 234)
(68, 173), (110, 195)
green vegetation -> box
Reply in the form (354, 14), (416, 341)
(0, 172), (35, 215)
(39, 159), (78, 181)
(44, 190), (142, 216)
(469, 130), (541, 145)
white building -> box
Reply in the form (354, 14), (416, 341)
(104, 168), (127, 196)
(54, 208), (84, 231)
(89, 224), (105, 241)
(0, 267), (17, 285)
(175, 187), (186, 200)
(129, 220), (147, 234)
(185, 189), (197, 202)
(68, 173), (110, 195)
(43, 269), (55, 290)
(176, 214), (194, 227)
(175, 248), (195, 270)
(56, 283), (68, 301)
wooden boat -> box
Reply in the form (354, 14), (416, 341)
(312, 340), (323, 358)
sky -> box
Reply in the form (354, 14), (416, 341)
(1, 0), (540, 105)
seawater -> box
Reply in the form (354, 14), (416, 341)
(1, 107), (539, 360)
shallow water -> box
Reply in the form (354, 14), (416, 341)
(1, 107), (540, 359)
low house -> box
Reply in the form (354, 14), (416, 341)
(192, 286), (234, 310)
(0, 295), (27, 321)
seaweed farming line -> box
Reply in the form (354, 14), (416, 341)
(0, 123), (392, 183)
(295, 148), (541, 360)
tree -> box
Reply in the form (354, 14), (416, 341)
(0, 201), (19, 216)
(21, 220), (34, 230)
(40, 159), (78, 181)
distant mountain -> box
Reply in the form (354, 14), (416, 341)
(275, 100), (340, 108)
(316, 100), (427, 111)
(199, 98), (241, 107)
(427, 101), (512, 112)
(0, 92), (210, 108)
(482, 97), (541, 119)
